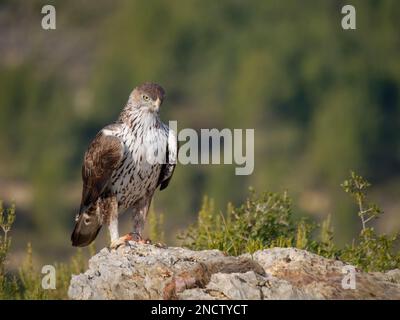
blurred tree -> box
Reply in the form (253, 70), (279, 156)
(0, 0), (399, 254)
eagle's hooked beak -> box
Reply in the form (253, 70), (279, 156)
(152, 98), (161, 113)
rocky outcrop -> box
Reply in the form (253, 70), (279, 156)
(68, 243), (400, 300)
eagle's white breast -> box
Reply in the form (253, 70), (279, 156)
(105, 113), (170, 210)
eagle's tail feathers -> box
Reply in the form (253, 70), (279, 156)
(71, 203), (102, 247)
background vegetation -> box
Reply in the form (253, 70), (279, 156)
(181, 172), (400, 272)
(1, 172), (399, 298)
(0, 0), (399, 297)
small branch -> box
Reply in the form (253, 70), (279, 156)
(357, 196), (366, 231)
(360, 207), (374, 215)
(363, 215), (376, 225)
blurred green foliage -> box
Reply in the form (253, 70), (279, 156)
(17, 243), (91, 299)
(148, 206), (165, 244)
(0, 171), (398, 299)
(0, 0), (399, 260)
(0, 202), (17, 298)
(181, 172), (400, 271)
(1, 202), (93, 299)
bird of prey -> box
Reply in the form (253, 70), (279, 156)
(71, 83), (177, 248)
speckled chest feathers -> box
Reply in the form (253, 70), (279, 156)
(106, 109), (169, 210)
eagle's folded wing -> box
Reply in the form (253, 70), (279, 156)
(80, 130), (124, 212)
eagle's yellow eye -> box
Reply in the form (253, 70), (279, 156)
(142, 94), (150, 101)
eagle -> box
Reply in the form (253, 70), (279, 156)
(71, 83), (177, 248)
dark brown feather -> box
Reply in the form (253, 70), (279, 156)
(80, 131), (124, 212)
(71, 201), (102, 247)
(71, 129), (123, 246)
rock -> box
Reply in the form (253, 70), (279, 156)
(68, 244), (400, 300)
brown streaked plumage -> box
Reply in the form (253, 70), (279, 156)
(71, 83), (177, 248)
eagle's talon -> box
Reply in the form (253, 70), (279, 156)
(109, 233), (135, 249)
(114, 232), (151, 245)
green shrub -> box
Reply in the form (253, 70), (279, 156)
(0, 202), (93, 299)
(1, 170), (400, 300)
(339, 171), (400, 271)
(180, 172), (400, 272)
(0, 202), (17, 299)
(179, 191), (335, 257)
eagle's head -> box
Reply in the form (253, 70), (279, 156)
(128, 82), (166, 114)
